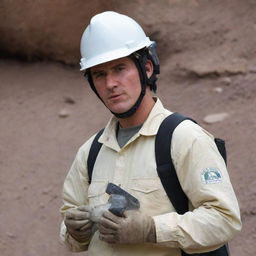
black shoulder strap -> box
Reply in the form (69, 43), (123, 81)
(214, 138), (227, 165)
(87, 128), (104, 184)
(155, 113), (229, 256)
(155, 112), (195, 214)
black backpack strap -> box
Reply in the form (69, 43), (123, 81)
(214, 138), (227, 165)
(155, 112), (195, 214)
(155, 112), (229, 256)
(87, 128), (104, 184)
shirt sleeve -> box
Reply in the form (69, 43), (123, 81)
(59, 137), (94, 252)
(153, 121), (242, 254)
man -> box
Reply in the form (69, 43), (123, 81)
(60, 11), (241, 255)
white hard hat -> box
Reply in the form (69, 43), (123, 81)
(80, 11), (153, 71)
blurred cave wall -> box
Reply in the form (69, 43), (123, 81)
(0, 0), (255, 73)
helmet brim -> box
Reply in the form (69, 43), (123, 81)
(80, 38), (152, 71)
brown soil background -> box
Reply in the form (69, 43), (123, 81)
(0, 1), (255, 255)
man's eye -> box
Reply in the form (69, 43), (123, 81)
(116, 66), (125, 72)
(94, 72), (105, 79)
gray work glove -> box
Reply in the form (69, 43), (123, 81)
(98, 210), (156, 244)
(64, 206), (93, 243)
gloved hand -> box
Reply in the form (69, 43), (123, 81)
(98, 210), (156, 244)
(90, 203), (111, 223)
(64, 206), (93, 243)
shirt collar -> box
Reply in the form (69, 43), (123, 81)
(98, 98), (171, 150)
(139, 98), (170, 136)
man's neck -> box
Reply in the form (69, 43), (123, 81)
(118, 95), (156, 128)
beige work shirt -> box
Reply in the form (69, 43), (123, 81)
(60, 99), (241, 255)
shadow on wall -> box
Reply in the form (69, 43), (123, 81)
(0, 0), (112, 64)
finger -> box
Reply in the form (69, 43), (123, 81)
(79, 220), (93, 231)
(99, 233), (117, 244)
(65, 219), (91, 231)
(98, 222), (116, 235)
(69, 228), (92, 240)
(99, 215), (119, 230)
(102, 210), (121, 224)
(65, 209), (90, 220)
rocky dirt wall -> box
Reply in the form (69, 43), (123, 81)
(0, 0), (110, 63)
(1, 0), (256, 76)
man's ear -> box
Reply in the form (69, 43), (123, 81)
(145, 60), (153, 79)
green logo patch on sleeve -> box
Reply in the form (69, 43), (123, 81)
(201, 168), (223, 184)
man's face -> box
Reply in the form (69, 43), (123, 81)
(90, 57), (141, 114)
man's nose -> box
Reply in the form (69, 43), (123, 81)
(105, 73), (118, 89)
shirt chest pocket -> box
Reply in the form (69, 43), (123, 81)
(130, 179), (173, 215)
(88, 181), (109, 206)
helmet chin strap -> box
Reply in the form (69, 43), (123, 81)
(110, 84), (146, 118)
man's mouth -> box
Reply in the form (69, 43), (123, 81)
(109, 93), (122, 100)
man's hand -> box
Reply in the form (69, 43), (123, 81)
(64, 206), (93, 243)
(98, 210), (156, 244)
